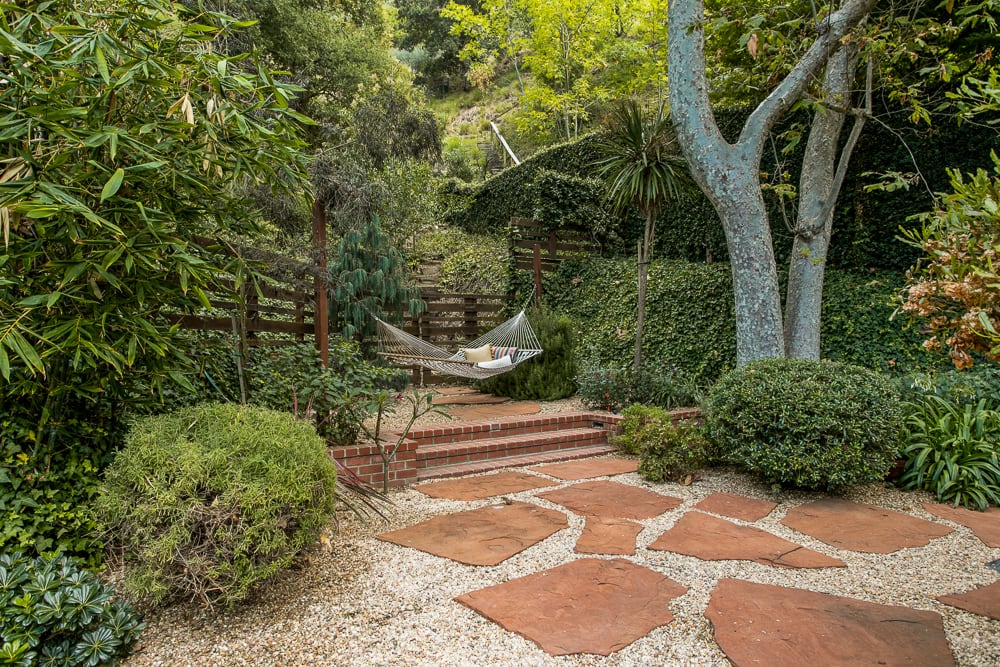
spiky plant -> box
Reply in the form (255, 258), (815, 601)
(594, 101), (692, 372)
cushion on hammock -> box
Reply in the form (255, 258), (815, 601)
(462, 343), (493, 363)
(492, 346), (518, 360)
(477, 355), (512, 369)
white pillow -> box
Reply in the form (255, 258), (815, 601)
(476, 355), (512, 369)
(462, 343), (493, 363)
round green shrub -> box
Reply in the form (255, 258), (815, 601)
(705, 358), (903, 490)
(0, 551), (145, 666)
(613, 405), (713, 483)
(96, 403), (338, 608)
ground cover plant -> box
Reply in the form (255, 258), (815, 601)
(0, 551), (145, 666)
(96, 404), (338, 608)
(705, 358), (903, 490)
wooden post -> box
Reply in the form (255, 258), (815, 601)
(464, 295), (477, 340)
(533, 243), (543, 309)
(312, 200), (329, 368)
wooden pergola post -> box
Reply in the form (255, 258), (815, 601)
(312, 200), (329, 368)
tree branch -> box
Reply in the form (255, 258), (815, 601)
(739, 0), (878, 155)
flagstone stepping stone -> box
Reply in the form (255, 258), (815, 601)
(433, 392), (509, 405)
(937, 580), (1000, 620)
(781, 498), (953, 553)
(694, 492), (777, 522)
(415, 471), (554, 501)
(707, 579), (956, 667)
(923, 503), (1000, 547)
(377, 501), (567, 566)
(648, 512), (845, 568)
(529, 458), (638, 481)
(455, 557), (686, 656)
(536, 480), (681, 519)
(574, 517), (643, 555)
(445, 401), (540, 421)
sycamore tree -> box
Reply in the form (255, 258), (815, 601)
(668, 0), (999, 364)
(0, 0), (311, 445)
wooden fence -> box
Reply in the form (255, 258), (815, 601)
(398, 289), (506, 385)
(165, 278), (315, 344)
(508, 217), (599, 273)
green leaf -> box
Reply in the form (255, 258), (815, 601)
(95, 46), (110, 84)
(100, 168), (125, 202)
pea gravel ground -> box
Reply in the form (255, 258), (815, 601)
(120, 397), (1000, 667)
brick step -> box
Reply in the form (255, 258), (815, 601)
(416, 427), (610, 468)
(416, 445), (617, 481)
(405, 411), (620, 448)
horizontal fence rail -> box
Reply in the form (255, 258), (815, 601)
(509, 217), (599, 273)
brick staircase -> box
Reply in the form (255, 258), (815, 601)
(330, 411), (625, 489)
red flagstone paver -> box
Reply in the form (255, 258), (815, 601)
(707, 579), (956, 667)
(694, 492), (777, 522)
(433, 392), (509, 405)
(937, 580), (1000, 621)
(649, 512), (845, 569)
(537, 480), (681, 519)
(574, 517), (643, 555)
(444, 401), (540, 420)
(781, 498), (953, 553)
(433, 386), (480, 396)
(377, 501), (566, 566)
(455, 558), (686, 656)
(415, 471), (555, 501)
(923, 503), (1000, 547)
(529, 458), (638, 481)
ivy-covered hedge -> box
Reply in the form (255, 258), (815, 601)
(546, 258), (945, 386)
(446, 107), (999, 272)
(442, 134), (606, 236)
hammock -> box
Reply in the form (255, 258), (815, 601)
(374, 305), (542, 380)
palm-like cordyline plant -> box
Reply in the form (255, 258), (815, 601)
(594, 101), (692, 372)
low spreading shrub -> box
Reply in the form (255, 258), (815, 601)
(900, 396), (1000, 510)
(899, 365), (1000, 410)
(0, 551), (145, 666)
(577, 360), (704, 412)
(612, 405), (712, 483)
(248, 341), (402, 445)
(705, 358), (903, 490)
(96, 403), (338, 608)
(477, 309), (577, 400)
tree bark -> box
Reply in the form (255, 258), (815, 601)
(668, 0), (877, 365)
(784, 45), (861, 359)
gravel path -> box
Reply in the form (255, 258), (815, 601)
(123, 458), (1000, 666)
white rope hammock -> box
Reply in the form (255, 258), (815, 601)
(375, 306), (543, 380)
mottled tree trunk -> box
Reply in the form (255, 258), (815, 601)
(785, 45), (867, 359)
(668, 0), (876, 365)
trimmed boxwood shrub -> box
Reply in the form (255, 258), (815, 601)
(705, 358), (903, 490)
(0, 551), (145, 666)
(96, 403), (338, 608)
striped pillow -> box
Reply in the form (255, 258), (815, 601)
(492, 346), (518, 360)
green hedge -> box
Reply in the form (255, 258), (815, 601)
(446, 107), (1000, 272)
(546, 258), (945, 386)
